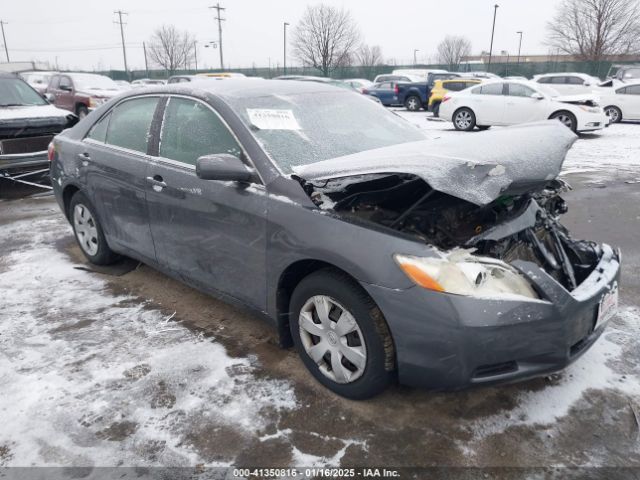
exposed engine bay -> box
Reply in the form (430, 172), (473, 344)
(297, 173), (601, 291)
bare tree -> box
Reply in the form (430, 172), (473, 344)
(436, 35), (472, 69)
(147, 25), (195, 75)
(355, 44), (383, 79)
(546, 0), (640, 61)
(291, 4), (361, 76)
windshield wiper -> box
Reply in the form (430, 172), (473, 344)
(0, 103), (27, 107)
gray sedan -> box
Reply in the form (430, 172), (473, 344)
(50, 80), (620, 399)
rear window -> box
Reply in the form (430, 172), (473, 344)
(567, 76), (584, 85)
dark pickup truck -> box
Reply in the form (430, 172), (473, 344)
(0, 72), (78, 184)
(397, 72), (461, 111)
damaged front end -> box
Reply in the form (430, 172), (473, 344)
(298, 172), (602, 297)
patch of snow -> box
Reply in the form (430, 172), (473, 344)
(0, 213), (297, 467)
(469, 306), (640, 438)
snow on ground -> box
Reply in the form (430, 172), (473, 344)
(394, 110), (640, 178)
(0, 208), (297, 467)
(470, 305), (640, 437)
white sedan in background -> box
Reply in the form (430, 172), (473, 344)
(599, 82), (640, 123)
(533, 72), (606, 95)
(439, 80), (609, 133)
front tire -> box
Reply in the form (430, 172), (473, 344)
(404, 95), (422, 112)
(452, 107), (476, 131)
(70, 191), (119, 265)
(76, 105), (89, 119)
(604, 105), (622, 123)
(550, 111), (577, 132)
(290, 269), (394, 399)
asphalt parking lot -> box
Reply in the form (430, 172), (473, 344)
(1, 117), (639, 472)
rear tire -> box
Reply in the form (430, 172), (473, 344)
(289, 269), (394, 399)
(404, 95), (422, 112)
(550, 111), (577, 132)
(452, 107), (476, 131)
(604, 105), (622, 123)
(69, 191), (119, 265)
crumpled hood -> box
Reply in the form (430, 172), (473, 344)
(293, 121), (577, 206)
(554, 93), (600, 103)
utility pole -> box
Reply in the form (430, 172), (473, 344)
(143, 42), (149, 76)
(0, 20), (9, 62)
(283, 22), (289, 75)
(193, 41), (198, 71)
(413, 49), (419, 66)
(487, 4), (499, 70)
(516, 31), (523, 64)
(209, 3), (225, 70)
(114, 11), (129, 79)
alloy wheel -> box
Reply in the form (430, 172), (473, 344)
(455, 110), (472, 129)
(73, 204), (99, 256)
(298, 295), (367, 384)
(605, 107), (620, 123)
(406, 97), (420, 111)
(555, 114), (574, 129)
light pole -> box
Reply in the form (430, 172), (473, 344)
(487, 4), (499, 70)
(284, 22), (289, 75)
(516, 31), (523, 64)
(413, 49), (419, 66)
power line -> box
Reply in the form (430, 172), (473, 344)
(209, 3), (225, 70)
(0, 20), (9, 62)
(113, 10), (129, 77)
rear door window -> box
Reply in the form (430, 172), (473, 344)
(86, 113), (112, 143)
(105, 97), (159, 154)
(537, 77), (552, 84)
(159, 97), (242, 166)
(550, 76), (567, 84)
(627, 85), (640, 95)
(567, 76), (585, 85)
(473, 83), (504, 95)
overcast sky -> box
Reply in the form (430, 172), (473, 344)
(2, 0), (561, 71)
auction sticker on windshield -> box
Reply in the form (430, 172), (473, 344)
(247, 109), (301, 130)
(596, 282), (618, 330)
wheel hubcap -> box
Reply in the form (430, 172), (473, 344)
(408, 98), (418, 110)
(455, 111), (472, 129)
(606, 108), (619, 122)
(73, 204), (99, 256)
(298, 295), (367, 384)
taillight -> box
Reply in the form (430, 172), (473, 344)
(442, 95), (451, 103)
(47, 142), (55, 162)
(394, 84), (399, 94)
(362, 89), (369, 94)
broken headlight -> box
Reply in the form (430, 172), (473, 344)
(394, 250), (540, 301)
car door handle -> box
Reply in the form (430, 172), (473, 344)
(78, 152), (90, 166)
(146, 175), (167, 189)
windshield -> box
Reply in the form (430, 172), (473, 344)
(23, 73), (52, 85)
(0, 78), (47, 106)
(71, 74), (119, 91)
(228, 90), (428, 173)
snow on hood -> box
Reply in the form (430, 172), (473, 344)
(77, 88), (120, 98)
(0, 103), (73, 120)
(293, 121), (577, 206)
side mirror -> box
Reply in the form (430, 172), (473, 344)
(531, 92), (544, 100)
(43, 93), (55, 103)
(196, 154), (254, 182)
(60, 85), (72, 92)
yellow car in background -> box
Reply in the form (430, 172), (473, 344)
(429, 78), (482, 116)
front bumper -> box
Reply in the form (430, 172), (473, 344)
(0, 151), (49, 172)
(576, 112), (609, 132)
(363, 244), (621, 390)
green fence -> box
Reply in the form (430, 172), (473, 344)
(102, 60), (637, 82)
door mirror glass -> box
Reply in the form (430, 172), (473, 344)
(59, 84), (72, 92)
(531, 92), (544, 100)
(196, 154), (254, 182)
